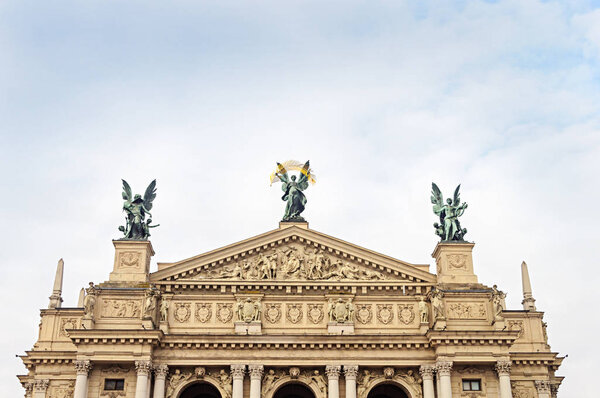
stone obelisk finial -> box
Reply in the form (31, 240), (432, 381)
(48, 259), (64, 309)
(521, 261), (536, 311)
(77, 288), (85, 307)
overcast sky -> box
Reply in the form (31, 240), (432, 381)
(1, 0), (599, 396)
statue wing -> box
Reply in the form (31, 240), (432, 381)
(279, 170), (290, 192)
(431, 183), (444, 214)
(453, 184), (461, 206)
(122, 179), (132, 201)
(296, 160), (310, 191)
(143, 180), (157, 211)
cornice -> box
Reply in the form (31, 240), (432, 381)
(68, 329), (163, 346)
(427, 330), (519, 347)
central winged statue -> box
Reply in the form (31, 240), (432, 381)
(271, 160), (315, 222)
(431, 183), (468, 241)
(118, 179), (159, 240)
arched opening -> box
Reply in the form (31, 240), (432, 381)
(273, 382), (316, 398)
(367, 383), (409, 398)
(179, 382), (222, 398)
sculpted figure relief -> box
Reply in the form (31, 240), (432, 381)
(194, 244), (386, 283)
(143, 287), (159, 320)
(430, 289), (445, 321)
(83, 282), (98, 320)
(418, 297), (429, 323)
(160, 298), (169, 323)
(492, 285), (507, 320)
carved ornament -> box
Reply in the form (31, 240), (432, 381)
(447, 302), (486, 320)
(307, 304), (324, 324)
(356, 304), (373, 324)
(59, 318), (78, 337)
(376, 304), (394, 324)
(217, 303), (234, 323)
(508, 320), (524, 338)
(398, 304), (415, 325)
(49, 382), (75, 398)
(119, 251), (141, 268)
(174, 303), (191, 323)
(447, 254), (467, 269)
(195, 303), (212, 323)
(264, 304), (282, 324)
(286, 304), (303, 324)
(102, 299), (141, 319)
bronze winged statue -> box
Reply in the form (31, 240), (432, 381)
(118, 180), (159, 240)
(431, 183), (468, 241)
(273, 160), (313, 222)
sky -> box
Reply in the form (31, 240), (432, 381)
(1, 0), (599, 396)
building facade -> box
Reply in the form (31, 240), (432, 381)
(18, 222), (563, 398)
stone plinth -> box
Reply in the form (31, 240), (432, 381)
(235, 321), (262, 335)
(432, 242), (478, 284)
(109, 240), (154, 283)
(328, 322), (354, 335)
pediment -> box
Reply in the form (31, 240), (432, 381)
(150, 225), (436, 284)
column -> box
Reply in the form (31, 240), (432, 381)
(436, 373), (441, 398)
(231, 365), (246, 398)
(419, 365), (435, 398)
(73, 360), (92, 398)
(436, 361), (452, 398)
(325, 365), (341, 398)
(135, 361), (153, 398)
(23, 382), (33, 398)
(32, 380), (49, 398)
(535, 381), (551, 398)
(153, 365), (169, 398)
(344, 366), (358, 398)
(249, 365), (264, 398)
(495, 361), (513, 398)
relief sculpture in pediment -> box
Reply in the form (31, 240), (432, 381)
(191, 244), (386, 282)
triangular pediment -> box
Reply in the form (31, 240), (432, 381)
(150, 225), (436, 284)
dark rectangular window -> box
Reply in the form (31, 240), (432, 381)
(104, 379), (125, 391)
(462, 379), (481, 391)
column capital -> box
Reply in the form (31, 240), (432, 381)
(23, 381), (34, 397)
(419, 365), (436, 379)
(344, 365), (359, 379)
(74, 360), (92, 375)
(249, 364), (264, 379)
(535, 380), (551, 394)
(325, 365), (341, 380)
(155, 364), (169, 377)
(231, 364), (246, 379)
(435, 360), (453, 376)
(33, 380), (49, 393)
(495, 360), (511, 376)
(135, 360), (153, 375)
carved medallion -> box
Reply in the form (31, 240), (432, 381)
(447, 254), (467, 269)
(286, 304), (303, 324)
(174, 303), (191, 323)
(377, 304), (394, 324)
(508, 320), (524, 338)
(195, 303), (212, 323)
(355, 304), (373, 324)
(264, 304), (282, 323)
(119, 251), (140, 268)
(398, 304), (415, 325)
(217, 303), (234, 323)
(59, 318), (78, 337)
(307, 304), (324, 324)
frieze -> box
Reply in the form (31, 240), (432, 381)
(194, 303), (212, 323)
(397, 304), (416, 325)
(216, 303), (234, 323)
(307, 304), (324, 324)
(187, 243), (388, 282)
(357, 368), (422, 398)
(446, 302), (487, 320)
(101, 299), (141, 318)
(355, 304), (373, 324)
(262, 368), (327, 397)
(376, 304), (394, 324)
(264, 304), (282, 324)
(173, 303), (191, 323)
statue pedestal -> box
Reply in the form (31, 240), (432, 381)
(433, 319), (446, 331)
(235, 321), (262, 335)
(419, 322), (429, 334)
(159, 323), (169, 334)
(328, 322), (354, 335)
(109, 240), (154, 284)
(432, 242), (478, 285)
(142, 318), (155, 330)
(493, 318), (505, 330)
(81, 318), (94, 329)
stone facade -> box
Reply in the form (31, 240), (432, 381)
(18, 222), (564, 398)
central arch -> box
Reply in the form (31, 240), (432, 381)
(273, 382), (316, 398)
(367, 383), (409, 398)
(178, 382), (222, 398)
